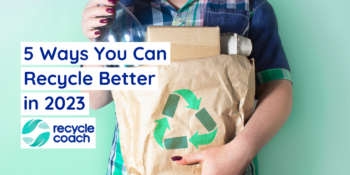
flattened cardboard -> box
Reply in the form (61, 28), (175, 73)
(147, 26), (220, 62)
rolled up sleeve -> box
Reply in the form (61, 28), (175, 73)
(248, 1), (292, 86)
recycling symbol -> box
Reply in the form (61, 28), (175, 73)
(154, 89), (218, 150)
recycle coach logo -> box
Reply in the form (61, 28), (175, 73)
(21, 119), (50, 147)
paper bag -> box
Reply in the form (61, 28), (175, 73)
(111, 54), (255, 175)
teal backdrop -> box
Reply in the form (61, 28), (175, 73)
(0, 0), (349, 174)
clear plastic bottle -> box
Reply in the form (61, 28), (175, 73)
(95, 2), (145, 67)
(94, 2), (145, 43)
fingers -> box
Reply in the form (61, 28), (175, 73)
(82, 18), (109, 29)
(82, 17), (107, 40)
(82, 0), (118, 40)
(83, 29), (101, 40)
(83, 6), (115, 19)
(82, 17), (108, 39)
(172, 152), (204, 165)
(85, 0), (117, 9)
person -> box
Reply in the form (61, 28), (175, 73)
(81, 0), (293, 174)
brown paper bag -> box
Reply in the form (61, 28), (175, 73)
(111, 54), (255, 175)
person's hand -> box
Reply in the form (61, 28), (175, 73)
(172, 143), (253, 175)
(81, 0), (118, 41)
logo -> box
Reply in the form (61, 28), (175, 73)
(21, 118), (96, 149)
(21, 119), (50, 147)
(154, 89), (217, 150)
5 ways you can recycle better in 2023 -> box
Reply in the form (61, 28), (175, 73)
(154, 89), (218, 149)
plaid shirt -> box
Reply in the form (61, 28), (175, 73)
(107, 0), (292, 174)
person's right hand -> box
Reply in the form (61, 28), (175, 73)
(81, 0), (117, 41)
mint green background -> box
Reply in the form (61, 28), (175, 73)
(0, 0), (349, 174)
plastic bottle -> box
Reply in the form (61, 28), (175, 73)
(95, 2), (145, 67)
(94, 2), (145, 43)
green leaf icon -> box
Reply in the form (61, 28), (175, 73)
(29, 132), (50, 147)
(22, 119), (42, 134)
(22, 137), (34, 144)
(38, 122), (50, 129)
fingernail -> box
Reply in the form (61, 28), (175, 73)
(100, 19), (108, 23)
(108, 0), (116, 4)
(106, 8), (114, 13)
(171, 156), (182, 161)
(95, 31), (101, 35)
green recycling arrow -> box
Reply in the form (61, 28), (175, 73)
(164, 136), (188, 149)
(154, 117), (170, 148)
(162, 94), (180, 118)
(155, 89), (218, 150)
(173, 89), (201, 110)
(195, 108), (217, 132)
(189, 127), (218, 149)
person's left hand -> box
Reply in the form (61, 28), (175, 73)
(171, 144), (252, 175)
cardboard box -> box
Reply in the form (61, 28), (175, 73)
(147, 26), (220, 62)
